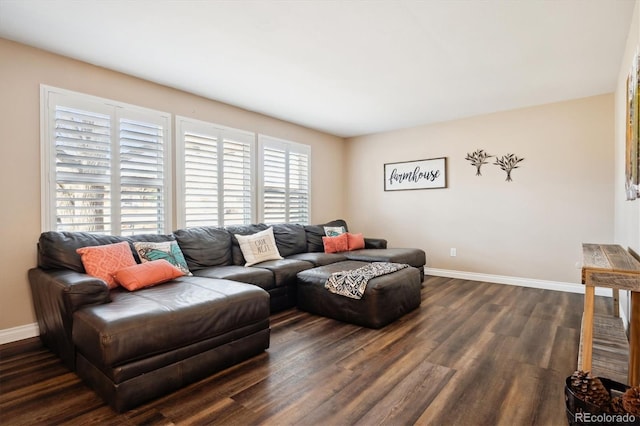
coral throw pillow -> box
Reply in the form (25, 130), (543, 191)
(113, 260), (184, 291)
(322, 233), (349, 253)
(76, 241), (137, 289)
(347, 233), (365, 251)
(235, 227), (283, 267)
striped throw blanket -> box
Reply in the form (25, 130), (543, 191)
(325, 262), (409, 300)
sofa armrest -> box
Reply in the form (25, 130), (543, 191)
(364, 238), (387, 249)
(28, 268), (110, 370)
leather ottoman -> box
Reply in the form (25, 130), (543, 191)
(296, 260), (422, 328)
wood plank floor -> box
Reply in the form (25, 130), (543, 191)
(0, 276), (614, 425)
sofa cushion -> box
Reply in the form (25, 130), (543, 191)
(72, 276), (270, 368)
(113, 260), (185, 291)
(286, 252), (348, 267)
(235, 227), (283, 266)
(344, 248), (426, 269)
(39, 232), (124, 272)
(226, 224), (268, 265)
(251, 258), (313, 287)
(364, 237), (388, 250)
(173, 227), (232, 271)
(38, 231), (175, 272)
(76, 242), (138, 289)
(304, 225), (327, 253)
(271, 223), (307, 257)
(193, 266), (275, 291)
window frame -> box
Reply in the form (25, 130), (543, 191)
(258, 134), (312, 225)
(175, 116), (257, 228)
(40, 85), (173, 235)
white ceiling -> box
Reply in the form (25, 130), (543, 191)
(0, 0), (635, 137)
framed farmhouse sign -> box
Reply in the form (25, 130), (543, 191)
(384, 157), (447, 191)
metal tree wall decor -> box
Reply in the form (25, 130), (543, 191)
(465, 149), (492, 176)
(494, 153), (524, 182)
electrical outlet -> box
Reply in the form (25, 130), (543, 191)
(450, 248), (457, 257)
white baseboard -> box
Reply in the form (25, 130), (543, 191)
(0, 323), (39, 345)
(425, 268), (614, 298)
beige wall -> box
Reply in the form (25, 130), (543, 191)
(0, 38), (345, 330)
(345, 94), (615, 284)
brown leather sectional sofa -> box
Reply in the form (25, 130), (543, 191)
(28, 219), (425, 412)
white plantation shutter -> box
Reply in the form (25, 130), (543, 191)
(262, 146), (287, 223)
(259, 135), (311, 224)
(288, 150), (310, 223)
(182, 131), (219, 227)
(176, 117), (254, 227)
(42, 86), (171, 235)
(119, 116), (166, 235)
(54, 106), (112, 233)
(222, 134), (253, 225)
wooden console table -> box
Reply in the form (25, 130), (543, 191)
(581, 244), (640, 385)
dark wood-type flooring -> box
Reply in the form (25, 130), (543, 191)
(0, 276), (614, 425)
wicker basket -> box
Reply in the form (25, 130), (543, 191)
(564, 376), (635, 425)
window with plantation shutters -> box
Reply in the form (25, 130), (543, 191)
(119, 116), (166, 235)
(41, 86), (171, 235)
(222, 135), (253, 225)
(176, 117), (254, 227)
(288, 149), (310, 224)
(53, 105), (113, 233)
(259, 135), (311, 224)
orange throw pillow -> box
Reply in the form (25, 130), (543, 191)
(322, 233), (349, 253)
(76, 241), (137, 289)
(113, 260), (184, 291)
(347, 233), (365, 251)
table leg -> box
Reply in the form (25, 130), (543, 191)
(582, 285), (595, 372)
(613, 289), (620, 317)
(629, 291), (640, 386)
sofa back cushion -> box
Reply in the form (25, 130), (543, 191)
(37, 231), (175, 272)
(305, 219), (349, 253)
(39, 232), (122, 272)
(271, 223), (307, 257)
(173, 227), (232, 271)
(225, 224), (268, 265)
